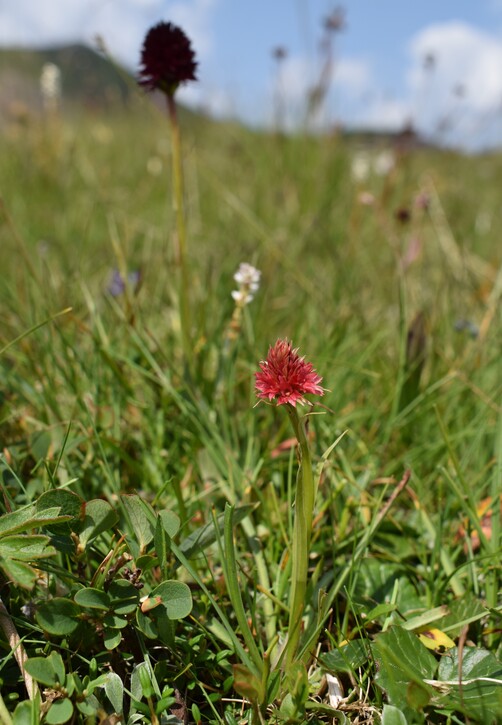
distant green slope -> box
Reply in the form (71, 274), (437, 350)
(0, 43), (133, 114)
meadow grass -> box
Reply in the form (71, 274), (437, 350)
(0, 95), (501, 724)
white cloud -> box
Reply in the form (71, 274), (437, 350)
(334, 57), (371, 94)
(406, 21), (502, 144)
(0, 0), (217, 69)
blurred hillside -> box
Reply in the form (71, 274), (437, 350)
(0, 44), (132, 117)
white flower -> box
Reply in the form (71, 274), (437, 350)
(351, 152), (371, 183)
(231, 263), (261, 305)
(373, 150), (395, 176)
(40, 63), (61, 106)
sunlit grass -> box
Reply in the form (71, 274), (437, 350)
(0, 98), (501, 723)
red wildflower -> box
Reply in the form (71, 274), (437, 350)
(255, 339), (324, 407)
(138, 21), (197, 95)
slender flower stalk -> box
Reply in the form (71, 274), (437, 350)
(138, 21), (197, 369)
(255, 340), (324, 666)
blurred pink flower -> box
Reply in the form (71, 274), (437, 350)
(255, 339), (324, 407)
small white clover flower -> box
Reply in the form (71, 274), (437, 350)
(231, 263), (261, 305)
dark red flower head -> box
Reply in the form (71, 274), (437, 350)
(255, 339), (324, 407)
(138, 21), (198, 95)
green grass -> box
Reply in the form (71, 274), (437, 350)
(0, 95), (501, 724)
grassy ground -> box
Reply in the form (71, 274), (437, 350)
(0, 95), (501, 724)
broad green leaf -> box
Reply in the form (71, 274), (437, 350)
(77, 499), (118, 549)
(76, 697), (101, 717)
(30, 430), (52, 460)
(45, 698), (74, 724)
(24, 656), (59, 686)
(107, 579), (140, 614)
(354, 559), (423, 614)
(13, 699), (40, 725)
(136, 609), (158, 639)
(179, 504), (254, 559)
(0, 505), (68, 537)
(0, 557), (38, 589)
(36, 489), (82, 533)
(147, 580), (192, 620)
(36, 598), (80, 635)
(159, 510), (180, 538)
(321, 639), (369, 674)
(74, 587), (110, 610)
(372, 626), (436, 719)
(436, 646), (502, 722)
(105, 672), (124, 714)
(103, 629), (122, 650)
(120, 494), (155, 553)
(433, 596), (488, 637)
(48, 651), (66, 684)
(233, 664), (265, 704)
(381, 704), (408, 725)
(0, 534), (55, 560)
(103, 612), (128, 629)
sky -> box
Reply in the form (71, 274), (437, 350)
(2, 0), (502, 149)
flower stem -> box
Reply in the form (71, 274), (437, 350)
(166, 93), (192, 370)
(284, 404), (315, 669)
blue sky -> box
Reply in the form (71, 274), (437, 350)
(2, 0), (502, 148)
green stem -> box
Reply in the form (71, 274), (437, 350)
(284, 405), (315, 668)
(166, 93), (192, 370)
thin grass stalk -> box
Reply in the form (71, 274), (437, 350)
(221, 505), (264, 675)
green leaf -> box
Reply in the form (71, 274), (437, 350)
(30, 430), (52, 460)
(148, 580), (193, 620)
(13, 699), (40, 725)
(178, 504), (254, 559)
(24, 657), (59, 687)
(321, 639), (369, 674)
(45, 698), (74, 724)
(36, 598), (80, 635)
(77, 499), (118, 549)
(154, 516), (170, 569)
(159, 510), (180, 538)
(105, 672), (124, 714)
(74, 587), (110, 610)
(107, 579), (140, 614)
(120, 494), (156, 554)
(0, 534), (55, 560)
(433, 596), (489, 637)
(437, 646), (502, 722)
(48, 651), (66, 685)
(0, 557), (38, 589)
(136, 608), (158, 639)
(354, 559), (423, 614)
(36, 489), (83, 533)
(382, 704), (408, 725)
(103, 629), (122, 650)
(232, 664), (265, 704)
(103, 612), (128, 629)
(372, 626), (436, 719)
(0, 505), (69, 537)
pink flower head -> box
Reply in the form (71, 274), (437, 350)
(255, 339), (324, 407)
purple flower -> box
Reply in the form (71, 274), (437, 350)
(138, 21), (197, 95)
